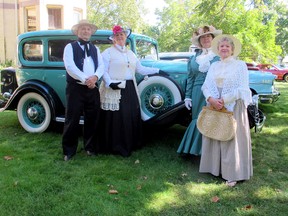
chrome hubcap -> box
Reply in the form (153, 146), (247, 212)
(27, 107), (39, 120)
(149, 94), (164, 109)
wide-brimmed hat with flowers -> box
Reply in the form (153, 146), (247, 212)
(211, 34), (242, 57)
(109, 25), (132, 40)
(71, 19), (98, 35)
(191, 25), (222, 48)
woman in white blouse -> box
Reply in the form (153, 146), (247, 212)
(99, 25), (161, 157)
(199, 35), (253, 187)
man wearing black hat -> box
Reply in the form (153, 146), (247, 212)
(62, 19), (104, 161)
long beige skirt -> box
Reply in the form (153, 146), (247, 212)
(199, 100), (253, 181)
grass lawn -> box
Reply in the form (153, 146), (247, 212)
(0, 82), (287, 216)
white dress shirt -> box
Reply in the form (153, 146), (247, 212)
(101, 44), (159, 86)
(63, 42), (105, 84)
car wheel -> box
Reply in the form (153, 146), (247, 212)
(283, 74), (288, 82)
(17, 92), (51, 133)
(137, 75), (182, 121)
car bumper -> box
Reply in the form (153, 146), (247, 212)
(0, 94), (7, 108)
(259, 90), (280, 103)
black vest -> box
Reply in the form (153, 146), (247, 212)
(66, 41), (99, 84)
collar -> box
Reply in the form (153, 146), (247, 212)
(78, 39), (90, 45)
(221, 56), (235, 63)
(114, 44), (127, 53)
(201, 47), (212, 55)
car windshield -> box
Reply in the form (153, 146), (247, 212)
(135, 39), (157, 60)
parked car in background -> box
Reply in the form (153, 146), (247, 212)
(276, 64), (288, 69)
(158, 53), (280, 104)
(257, 63), (288, 82)
(0, 31), (276, 133)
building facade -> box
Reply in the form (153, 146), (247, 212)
(0, 0), (86, 63)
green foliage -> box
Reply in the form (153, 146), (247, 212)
(155, 0), (283, 63)
(87, 0), (147, 33)
(157, 0), (198, 52)
(0, 82), (288, 215)
(0, 60), (15, 70)
(274, 1), (288, 55)
(86, 0), (287, 62)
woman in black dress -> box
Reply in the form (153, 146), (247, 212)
(99, 25), (160, 157)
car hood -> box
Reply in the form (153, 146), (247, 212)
(249, 70), (277, 82)
(141, 59), (188, 73)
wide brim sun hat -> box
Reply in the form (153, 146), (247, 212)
(211, 34), (242, 57)
(71, 19), (98, 35)
(109, 25), (132, 40)
(191, 25), (222, 48)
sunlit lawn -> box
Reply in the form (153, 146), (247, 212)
(0, 82), (287, 216)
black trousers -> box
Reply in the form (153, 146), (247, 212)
(62, 83), (100, 156)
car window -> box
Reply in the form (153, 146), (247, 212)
(136, 39), (157, 60)
(91, 39), (114, 53)
(47, 38), (116, 62)
(23, 40), (43, 61)
(48, 39), (73, 62)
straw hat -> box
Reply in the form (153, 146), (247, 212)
(71, 19), (98, 35)
(211, 34), (242, 57)
(191, 25), (222, 48)
(109, 25), (131, 40)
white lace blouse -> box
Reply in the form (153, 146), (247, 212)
(202, 57), (252, 111)
(195, 48), (216, 73)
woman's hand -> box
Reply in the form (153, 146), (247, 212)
(184, 99), (192, 110)
(208, 97), (224, 110)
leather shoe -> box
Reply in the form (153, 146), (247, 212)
(86, 151), (96, 156)
(64, 155), (72, 161)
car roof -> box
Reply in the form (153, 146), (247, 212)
(17, 29), (157, 44)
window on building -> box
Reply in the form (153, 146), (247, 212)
(73, 8), (83, 24)
(48, 7), (62, 29)
(26, 7), (37, 32)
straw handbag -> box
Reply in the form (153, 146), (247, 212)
(197, 106), (237, 141)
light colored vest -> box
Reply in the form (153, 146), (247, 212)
(108, 46), (137, 80)
(100, 46), (140, 111)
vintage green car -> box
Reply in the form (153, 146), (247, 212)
(0, 30), (276, 133)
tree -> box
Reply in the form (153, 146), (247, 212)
(155, 0), (282, 62)
(87, 0), (147, 32)
(274, 1), (288, 56)
(86, 0), (285, 63)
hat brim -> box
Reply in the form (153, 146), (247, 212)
(109, 29), (132, 41)
(211, 34), (242, 57)
(191, 30), (222, 48)
(71, 23), (98, 35)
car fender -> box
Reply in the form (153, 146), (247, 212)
(2, 80), (65, 119)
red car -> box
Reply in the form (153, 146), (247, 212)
(257, 64), (288, 82)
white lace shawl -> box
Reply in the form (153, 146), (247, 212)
(202, 57), (252, 111)
(195, 48), (216, 73)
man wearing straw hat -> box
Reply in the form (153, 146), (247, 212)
(62, 19), (105, 161)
